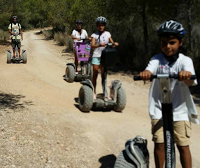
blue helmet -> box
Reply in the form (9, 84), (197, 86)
(157, 20), (185, 39)
(76, 20), (83, 24)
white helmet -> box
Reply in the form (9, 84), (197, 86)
(95, 16), (107, 24)
(157, 20), (185, 38)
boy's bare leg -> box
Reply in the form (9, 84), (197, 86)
(74, 52), (78, 72)
(154, 143), (165, 168)
(13, 48), (15, 57)
(177, 145), (192, 168)
(18, 48), (21, 57)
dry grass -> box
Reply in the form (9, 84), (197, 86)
(53, 32), (73, 51)
(0, 30), (10, 45)
(42, 30), (73, 51)
(42, 30), (53, 39)
(54, 32), (68, 46)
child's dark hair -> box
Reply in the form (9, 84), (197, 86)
(159, 33), (183, 42)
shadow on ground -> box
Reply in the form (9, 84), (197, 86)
(99, 154), (117, 168)
(34, 31), (43, 35)
(0, 93), (33, 110)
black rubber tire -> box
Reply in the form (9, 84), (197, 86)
(22, 51), (27, 64)
(114, 150), (136, 168)
(78, 85), (93, 112)
(7, 51), (11, 64)
(65, 65), (75, 83)
(114, 87), (126, 112)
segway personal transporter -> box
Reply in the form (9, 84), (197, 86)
(65, 39), (93, 83)
(114, 136), (149, 168)
(7, 32), (27, 64)
(132, 73), (196, 168)
(78, 43), (126, 112)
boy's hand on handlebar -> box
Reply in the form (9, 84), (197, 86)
(77, 38), (81, 41)
(114, 42), (119, 47)
(99, 43), (105, 47)
(179, 71), (192, 81)
(139, 70), (152, 81)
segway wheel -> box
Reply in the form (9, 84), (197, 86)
(114, 150), (136, 168)
(22, 51), (27, 64)
(78, 85), (93, 112)
(114, 87), (126, 112)
(65, 65), (75, 83)
(7, 51), (12, 64)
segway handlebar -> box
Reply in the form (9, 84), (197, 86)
(134, 74), (197, 81)
(80, 38), (91, 42)
(105, 43), (116, 48)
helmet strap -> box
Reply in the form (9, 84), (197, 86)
(163, 50), (180, 66)
(97, 30), (104, 42)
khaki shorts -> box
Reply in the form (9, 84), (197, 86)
(11, 39), (21, 49)
(151, 119), (191, 146)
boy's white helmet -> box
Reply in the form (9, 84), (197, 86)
(157, 20), (185, 39)
(95, 16), (107, 24)
(12, 16), (18, 19)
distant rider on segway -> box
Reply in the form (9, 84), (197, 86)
(71, 20), (90, 74)
(8, 16), (23, 59)
(91, 16), (119, 100)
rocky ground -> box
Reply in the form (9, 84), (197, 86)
(0, 30), (199, 168)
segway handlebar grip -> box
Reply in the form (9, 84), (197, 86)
(134, 74), (197, 81)
(133, 76), (142, 81)
(169, 74), (197, 80)
(189, 75), (197, 80)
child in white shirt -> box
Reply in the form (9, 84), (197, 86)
(71, 20), (90, 73)
(91, 16), (118, 100)
(139, 20), (198, 168)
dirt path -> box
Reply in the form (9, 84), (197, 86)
(0, 30), (199, 168)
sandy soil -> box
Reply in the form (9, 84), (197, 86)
(0, 30), (199, 168)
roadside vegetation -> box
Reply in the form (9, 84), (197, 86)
(0, 0), (200, 75)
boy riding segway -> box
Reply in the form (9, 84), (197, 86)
(8, 16), (23, 59)
(114, 20), (198, 168)
(139, 20), (198, 168)
(7, 16), (27, 64)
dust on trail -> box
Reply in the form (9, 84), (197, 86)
(0, 30), (199, 168)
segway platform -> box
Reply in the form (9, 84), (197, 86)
(7, 49), (27, 64)
(78, 79), (126, 112)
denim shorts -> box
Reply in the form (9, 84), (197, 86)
(92, 57), (101, 65)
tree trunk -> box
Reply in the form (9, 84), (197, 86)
(188, 0), (192, 51)
(142, 0), (149, 62)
